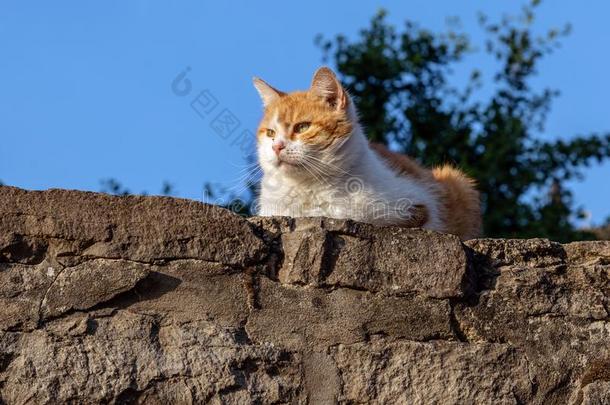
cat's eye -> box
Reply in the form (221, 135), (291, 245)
(265, 128), (275, 138)
(294, 122), (311, 134)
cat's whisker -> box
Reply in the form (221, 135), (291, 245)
(231, 162), (261, 175)
(298, 161), (326, 185)
(304, 155), (352, 177)
(298, 163), (316, 182)
(302, 158), (334, 179)
(229, 160), (258, 168)
(229, 166), (261, 183)
(301, 160), (338, 189)
(329, 136), (350, 152)
(227, 176), (260, 197)
(301, 155), (331, 174)
(303, 165), (329, 184)
(226, 167), (262, 193)
(231, 170), (260, 182)
(324, 136), (350, 156)
(226, 171), (259, 186)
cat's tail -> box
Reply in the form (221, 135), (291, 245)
(432, 165), (482, 240)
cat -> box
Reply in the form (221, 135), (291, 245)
(252, 67), (481, 240)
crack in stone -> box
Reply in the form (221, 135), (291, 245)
(37, 263), (67, 328)
(448, 299), (469, 343)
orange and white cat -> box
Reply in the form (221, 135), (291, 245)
(253, 67), (481, 240)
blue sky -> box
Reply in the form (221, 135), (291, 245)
(1, 1), (609, 225)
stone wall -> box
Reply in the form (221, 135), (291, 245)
(0, 186), (609, 404)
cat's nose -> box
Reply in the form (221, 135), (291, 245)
(272, 141), (286, 156)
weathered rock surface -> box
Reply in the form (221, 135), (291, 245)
(0, 186), (608, 404)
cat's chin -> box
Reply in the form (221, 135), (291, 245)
(277, 160), (298, 170)
(274, 160), (306, 177)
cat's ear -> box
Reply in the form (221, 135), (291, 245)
(253, 77), (284, 107)
(310, 67), (348, 110)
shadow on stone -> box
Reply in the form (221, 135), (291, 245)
(91, 271), (183, 311)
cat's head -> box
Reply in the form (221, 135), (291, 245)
(253, 67), (356, 179)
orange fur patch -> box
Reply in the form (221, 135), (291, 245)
(432, 166), (482, 239)
(257, 91), (352, 148)
(371, 143), (482, 239)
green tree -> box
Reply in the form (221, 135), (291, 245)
(316, 1), (610, 242)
